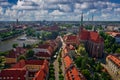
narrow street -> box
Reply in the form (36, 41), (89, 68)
(53, 53), (59, 80)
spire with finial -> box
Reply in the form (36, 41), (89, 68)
(79, 12), (84, 32)
(81, 12), (83, 26)
(92, 14), (96, 31)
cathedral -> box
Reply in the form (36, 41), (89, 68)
(78, 13), (104, 58)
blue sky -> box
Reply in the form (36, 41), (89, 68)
(0, 0), (120, 21)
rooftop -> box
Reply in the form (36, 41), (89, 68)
(79, 29), (104, 43)
(107, 55), (120, 67)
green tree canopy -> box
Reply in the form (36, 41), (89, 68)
(17, 55), (26, 61)
(0, 56), (5, 70)
(12, 43), (18, 48)
(26, 50), (34, 59)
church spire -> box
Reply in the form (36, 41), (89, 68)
(79, 12), (84, 33)
(81, 12), (83, 26)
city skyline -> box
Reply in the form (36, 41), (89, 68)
(0, 0), (120, 21)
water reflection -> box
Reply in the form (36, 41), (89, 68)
(0, 35), (39, 52)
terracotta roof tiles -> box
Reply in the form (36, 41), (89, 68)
(107, 55), (120, 67)
(79, 30), (104, 43)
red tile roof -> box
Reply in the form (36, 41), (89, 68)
(65, 67), (82, 80)
(79, 30), (104, 43)
(64, 35), (78, 43)
(0, 69), (26, 80)
(33, 60), (49, 80)
(6, 47), (27, 58)
(63, 55), (85, 80)
(106, 32), (120, 37)
(64, 56), (73, 68)
(89, 31), (104, 43)
(38, 44), (54, 53)
(69, 44), (75, 50)
(13, 60), (45, 68)
(46, 40), (57, 48)
(35, 52), (51, 57)
(0, 60), (49, 80)
(12, 60), (26, 68)
(107, 55), (120, 67)
(79, 30), (89, 40)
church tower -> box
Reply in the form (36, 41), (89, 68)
(79, 12), (84, 33)
(81, 12), (83, 26)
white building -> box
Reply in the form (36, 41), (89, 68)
(106, 55), (120, 80)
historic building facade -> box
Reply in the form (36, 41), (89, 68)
(106, 55), (120, 80)
(78, 13), (104, 58)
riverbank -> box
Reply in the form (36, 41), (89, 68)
(1, 32), (24, 41)
(0, 34), (39, 52)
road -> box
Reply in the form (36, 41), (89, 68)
(59, 36), (66, 80)
(53, 56), (59, 80)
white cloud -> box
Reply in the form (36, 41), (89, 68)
(114, 8), (120, 12)
(58, 4), (73, 12)
(0, 0), (120, 21)
(50, 10), (64, 16)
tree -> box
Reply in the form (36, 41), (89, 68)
(101, 72), (111, 80)
(26, 44), (32, 49)
(81, 58), (87, 69)
(75, 56), (82, 68)
(95, 63), (103, 72)
(77, 44), (87, 55)
(23, 43), (26, 48)
(0, 56), (5, 70)
(26, 50), (34, 59)
(12, 43), (18, 48)
(93, 72), (99, 80)
(81, 69), (91, 79)
(17, 55), (26, 61)
(111, 44), (118, 53)
(26, 28), (35, 37)
(0, 51), (9, 56)
(115, 48), (120, 53)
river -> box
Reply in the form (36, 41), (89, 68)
(0, 34), (39, 52)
